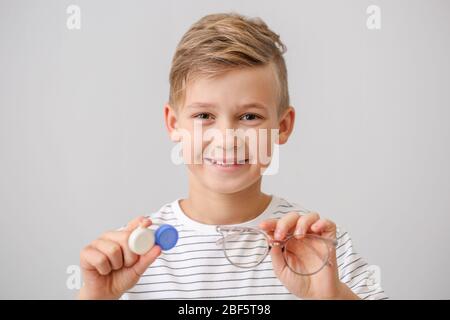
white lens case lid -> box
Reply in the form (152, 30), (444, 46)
(128, 226), (155, 255)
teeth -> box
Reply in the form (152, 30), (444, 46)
(205, 158), (248, 166)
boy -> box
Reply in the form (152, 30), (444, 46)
(78, 13), (386, 300)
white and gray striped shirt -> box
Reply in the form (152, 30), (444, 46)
(120, 195), (387, 300)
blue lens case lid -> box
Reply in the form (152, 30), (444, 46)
(155, 224), (178, 250)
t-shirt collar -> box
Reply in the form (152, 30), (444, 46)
(170, 194), (281, 233)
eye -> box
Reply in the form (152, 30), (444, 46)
(240, 113), (262, 121)
(193, 113), (213, 120)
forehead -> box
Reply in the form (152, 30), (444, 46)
(182, 64), (279, 111)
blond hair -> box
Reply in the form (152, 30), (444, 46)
(169, 13), (289, 115)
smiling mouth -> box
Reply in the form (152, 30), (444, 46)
(203, 158), (249, 167)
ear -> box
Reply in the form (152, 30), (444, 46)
(164, 103), (180, 142)
(277, 106), (295, 145)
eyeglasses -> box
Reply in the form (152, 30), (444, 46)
(216, 225), (337, 276)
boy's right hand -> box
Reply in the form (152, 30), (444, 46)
(78, 216), (161, 300)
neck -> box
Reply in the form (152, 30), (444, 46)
(180, 177), (272, 225)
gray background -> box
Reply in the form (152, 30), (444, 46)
(1, 0), (449, 299)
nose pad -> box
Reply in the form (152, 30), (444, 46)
(270, 240), (285, 248)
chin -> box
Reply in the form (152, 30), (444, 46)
(187, 163), (263, 193)
(201, 174), (261, 194)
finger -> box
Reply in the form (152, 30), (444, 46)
(90, 239), (123, 271)
(269, 244), (286, 277)
(310, 218), (336, 237)
(310, 219), (338, 271)
(125, 216), (153, 232)
(260, 217), (296, 273)
(274, 212), (301, 240)
(100, 231), (138, 268)
(80, 246), (112, 276)
(294, 212), (320, 237)
(259, 219), (278, 234)
(132, 245), (162, 276)
(139, 218), (152, 228)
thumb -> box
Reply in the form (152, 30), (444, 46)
(270, 246), (286, 275)
(132, 245), (162, 276)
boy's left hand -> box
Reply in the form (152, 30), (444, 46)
(259, 212), (359, 300)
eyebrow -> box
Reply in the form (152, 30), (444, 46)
(186, 102), (269, 110)
(186, 102), (215, 109)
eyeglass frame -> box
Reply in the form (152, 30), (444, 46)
(215, 225), (338, 276)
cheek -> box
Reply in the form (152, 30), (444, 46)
(178, 128), (205, 164)
(246, 130), (275, 165)
(183, 144), (204, 164)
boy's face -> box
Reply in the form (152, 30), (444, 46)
(165, 64), (294, 194)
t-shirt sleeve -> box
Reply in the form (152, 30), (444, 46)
(119, 292), (129, 300)
(336, 227), (388, 300)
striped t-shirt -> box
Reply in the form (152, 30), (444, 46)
(120, 195), (387, 300)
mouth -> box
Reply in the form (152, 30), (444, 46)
(203, 158), (250, 168)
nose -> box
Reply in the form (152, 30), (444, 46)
(209, 120), (244, 151)
(211, 131), (245, 158)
